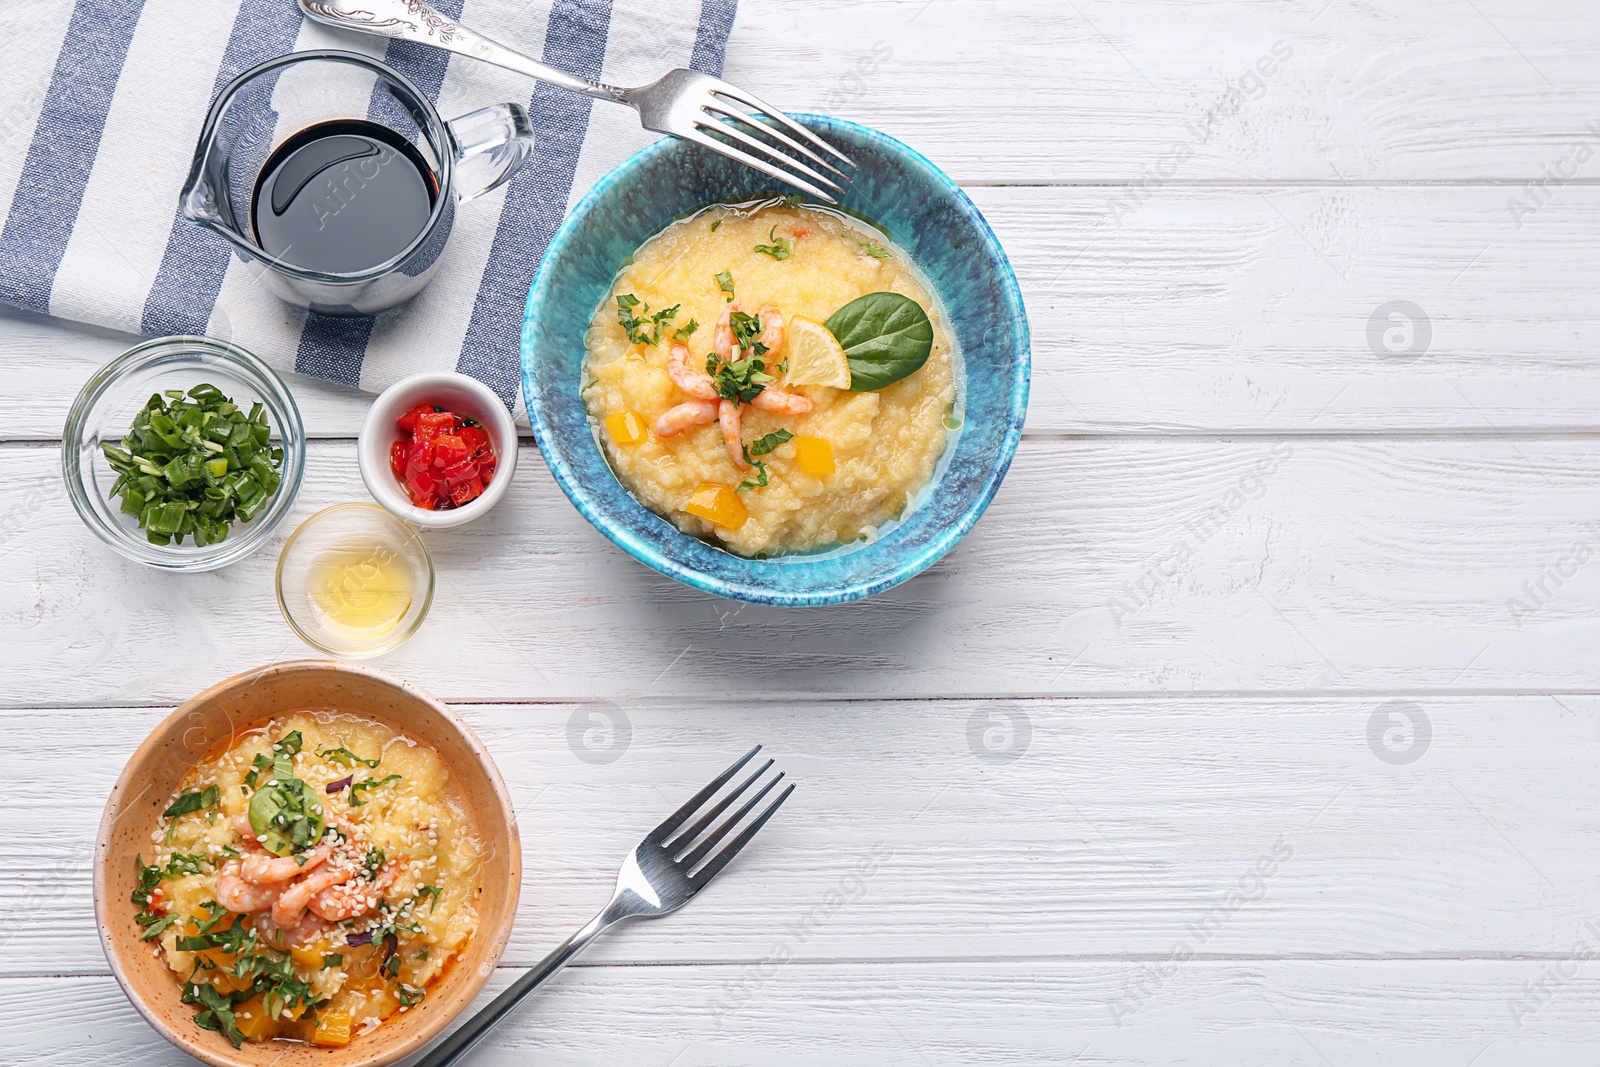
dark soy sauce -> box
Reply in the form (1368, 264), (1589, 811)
(251, 119), (438, 275)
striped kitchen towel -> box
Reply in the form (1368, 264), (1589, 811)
(0, 0), (737, 410)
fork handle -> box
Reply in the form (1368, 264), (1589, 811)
(414, 903), (622, 1067)
(299, 0), (627, 102)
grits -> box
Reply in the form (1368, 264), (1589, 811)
(582, 201), (958, 556)
(135, 712), (481, 1047)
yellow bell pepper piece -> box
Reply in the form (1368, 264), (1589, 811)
(684, 482), (747, 530)
(605, 410), (648, 445)
(289, 944), (325, 971)
(312, 1011), (354, 1047)
(232, 994), (277, 1042)
(794, 435), (835, 477)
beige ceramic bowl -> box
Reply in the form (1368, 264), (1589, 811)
(94, 661), (521, 1067)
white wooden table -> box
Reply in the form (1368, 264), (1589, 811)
(5, 1), (1600, 1062)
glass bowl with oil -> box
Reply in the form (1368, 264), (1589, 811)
(275, 502), (434, 658)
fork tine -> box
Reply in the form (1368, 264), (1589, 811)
(692, 119), (843, 195)
(705, 83), (858, 169)
(681, 770), (785, 871)
(650, 744), (762, 843)
(687, 782), (796, 884)
(678, 125), (840, 204)
(701, 100), (852, 182)
(665, 758), (774, 853)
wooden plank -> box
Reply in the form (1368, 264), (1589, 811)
(12, 961), (1600, 1064)
(2, 436), (1598, 706)
(7, 695), (1597, 975)
(728, 0), (1600, 184)
(7, 183), (1600, 437)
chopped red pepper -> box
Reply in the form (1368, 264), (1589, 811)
(390, 404), (499, 510)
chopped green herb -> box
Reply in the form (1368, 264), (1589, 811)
(716, 269), (735, 302)
(707, 353), (773, 405)
(746, 429), (793, 457)
(382, 954), (401, 979)
(364, 846), (387, 875)
(753, 225), (794, 260)
(710, 218), (722, 231)
(396, 984), (426, 1009)
(317, 743), (380, 769)
(859, 241), (891, 259)
(275, 731), (303, 756)
(101, 383), (283, 547)
(677, 318), (699, 340)
(248, 773), (325, 856)
(322, 953), (344, 968)
(183, 980), (248, 1048)
(415, 949), (429, 961)
(736, 453), (771, 493)
(782, 193), (805, 208)
(349, 773), (402, 807)
(615, 294), (681, 346)
(163, 785), (219, 819)
(415, 885), (444, 913)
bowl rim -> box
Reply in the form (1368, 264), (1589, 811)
(275, 502), (438, 658)
(520, 113), (1030, 607)
(357, 371), (520, 529)
(61, 335), (307, 571)
(93, 659), (521, 1067)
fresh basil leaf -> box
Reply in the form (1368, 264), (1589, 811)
(322, 953), (343, 968)
(317, 744), (380, 769)
(349, 773), (402, 807)
(715, 270), (735, 302)
(824, 292), (934, 391)
(753, 225), (793, 260)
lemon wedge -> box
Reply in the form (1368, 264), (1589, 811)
(781, 316), (852, 390)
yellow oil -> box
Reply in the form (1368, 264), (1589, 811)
(308, 544), (414, 637)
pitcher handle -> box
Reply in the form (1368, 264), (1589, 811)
(447, 103), (535, 204)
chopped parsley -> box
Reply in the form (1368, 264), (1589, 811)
(715, 269), (735, 302)
(706, 352), (773, 405)
(859, 241), (891, 259)
(349, 773), (402, 807)
(317, 743), (380, 769)
(753, 225), (794, 260)
(163, 784), (219, 819)
(746, 429), (792, 457)
(615, 294), (680, 346)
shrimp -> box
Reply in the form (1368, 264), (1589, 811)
(240, 843), (331, 886)
(272, 866), (352, 929)
(309, 862), (400, 922)
(254, 909), (329, 950)
(718, 399), (748, 469)
(216, 859), (286, 914)
(653, 400), (720, 437)
(750, 386), (813, 416)
(232, 812), (257, 844)
(666, 341), (717, 400)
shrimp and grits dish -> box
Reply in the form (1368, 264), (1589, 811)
(582, 197), (959, 557)
(131, 711), (482, 1049)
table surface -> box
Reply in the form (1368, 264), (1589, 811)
(6, 1), (1600, 1063)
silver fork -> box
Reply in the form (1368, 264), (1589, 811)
(415, 745), (794, 1066)
(298, 0), (856, 201)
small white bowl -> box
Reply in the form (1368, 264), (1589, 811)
(358, 372), (518, 528)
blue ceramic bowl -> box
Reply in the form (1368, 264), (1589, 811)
(521, 115), (1029, 606)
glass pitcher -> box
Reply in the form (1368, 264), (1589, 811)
(181, 50), (534, 317)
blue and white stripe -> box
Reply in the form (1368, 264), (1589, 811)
(0, 0), (738, 410)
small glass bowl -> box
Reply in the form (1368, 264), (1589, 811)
(62, 336), (307, 571)
(276, 503), (435, 658)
